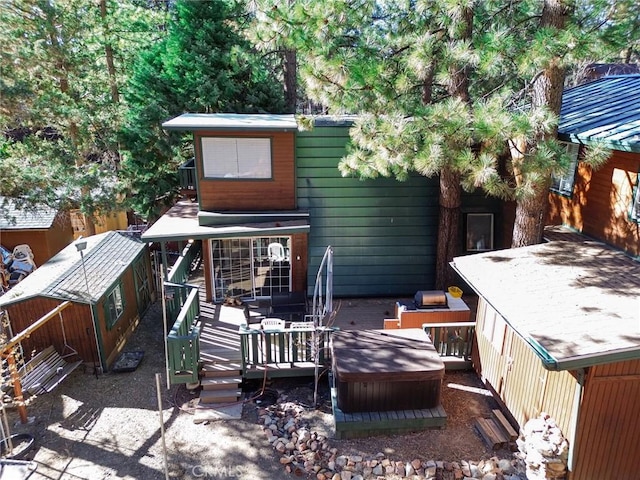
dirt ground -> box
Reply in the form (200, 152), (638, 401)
(5, 300), (515, 480)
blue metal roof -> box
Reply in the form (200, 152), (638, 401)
(0, 231), (146, 307)
(558, 75), (640, 152)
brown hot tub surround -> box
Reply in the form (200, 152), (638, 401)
(331, 329), (445, 413)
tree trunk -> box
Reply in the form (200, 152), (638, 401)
(283, 48), (297, 113)
(435, 166), (462, 289)
(100, 0), (120, 103)
(433, 5), (471, 289)
(511, 0), (570, 247)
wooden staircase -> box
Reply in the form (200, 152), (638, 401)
(474, 409), (519, 450)
(198, 362), (243, 405)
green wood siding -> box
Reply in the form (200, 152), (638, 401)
(297, 125), (439, 297)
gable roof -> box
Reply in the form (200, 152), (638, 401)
(451, 238), (640, 371)
(558, 75), (640, 152)
(0, 197), (59, 230)
(0, 231), (146, 308)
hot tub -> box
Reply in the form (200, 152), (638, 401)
(331, 329), (444, 413)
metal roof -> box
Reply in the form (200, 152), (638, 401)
(0, 231), (146, 307)
(451, 236), (640, 370)
(0, 197), (58, 230)
(141, 201), (310, 243)
(558, 75), (640, 152)
(162, 113), (298, 132)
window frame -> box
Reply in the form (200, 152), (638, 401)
(201, 137), (272, 180)
(465, 213), (494, 252)
(630, 174), (640, 223)
(105, 282), (125, 330)
(550, 141), (580, 197)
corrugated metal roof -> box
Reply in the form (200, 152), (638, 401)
(558, 75), (640, 152)
(451, 239), (640, 370)
(162, 113), (298, 132)
(0, 197), (58, 230)
(0, 231), (146, 307)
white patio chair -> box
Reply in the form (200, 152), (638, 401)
(267, 243), (286, 262)
(260, 318), (286, 330)
(289, 322), (312, 330)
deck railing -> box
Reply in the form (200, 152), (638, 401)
(165, 240), (202, 385)
(178, 157), (196, 192)
(239, 325), (337, 378)
(422, 321), (476, 366)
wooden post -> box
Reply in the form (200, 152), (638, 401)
(7, 353), (27, 424)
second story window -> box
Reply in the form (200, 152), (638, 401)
(201, 137), (272, 179)
(550, 141), (580, 196)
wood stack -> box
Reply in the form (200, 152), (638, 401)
(474, 409), (519, 450)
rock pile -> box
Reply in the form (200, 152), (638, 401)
(259, 401), (526, 480)
(516, 413), (568, 480)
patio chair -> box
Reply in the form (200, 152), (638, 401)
(243, 303), (265, 326)
(267, 243), (286, 262)
(260, 318), (286, 330)
(289, 322), (312, 330)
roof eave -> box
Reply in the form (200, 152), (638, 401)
(558, 132), (640, 153)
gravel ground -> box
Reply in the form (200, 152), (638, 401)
(5, 300), (515, 480)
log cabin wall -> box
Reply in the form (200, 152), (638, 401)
(3, 298), (96, 368)
(571, 359), (640, 480)
(547, 151), (640, 257)
(195, 130), (296, 212)
(472, 297), (578, 441)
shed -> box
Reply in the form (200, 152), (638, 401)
(0, 197), (74, 267)
(451, 237), (640, 480)
(0, 231), (155, 373)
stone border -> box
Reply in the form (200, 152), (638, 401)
(258, 400), (528, 480)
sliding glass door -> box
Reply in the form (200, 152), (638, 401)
(210, 236), (291, 302)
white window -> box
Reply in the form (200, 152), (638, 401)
(630, 177), (640, 223)
(106, 283), (124, 329)
(550, 142), (580, 196)
(466, 213), (494, 252)
(201, 137), (271, 179)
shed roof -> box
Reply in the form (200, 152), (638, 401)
(558, 75), (640, 152)
(0, 231), (146, 307)
(0, 197), (58, 230)
(451, 237), (640, 370)
(162, 113), (298, 132)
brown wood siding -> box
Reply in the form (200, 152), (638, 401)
(571, 360), (640, 480)
(290, 233), (308, 292)
(4, 298), (97, 367)
(98, 264), (143, 368)
(202, 240), (212, 302)
(547, 151), (640, 256)
(0, 211), (73, 266)
(473, 298), (578, 440)
(195, 131), (296, 211)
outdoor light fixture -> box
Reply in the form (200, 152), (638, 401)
(75, 236), (103, 376)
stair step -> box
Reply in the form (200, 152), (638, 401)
(200, 363), (243, 378)
(474, 417), (509, 450)
(199, 389), (242, 404)
(492, 409), (519, 441)
(201, 377), (243, 391)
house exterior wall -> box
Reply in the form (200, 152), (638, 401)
(194, 130), (296, 212)
(571, 359), (640, 480)
(0, 210), (74, 266)
(296, 125), (440, 297)
(547, 150), (640, 257)
(472, 298), (578, 446)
